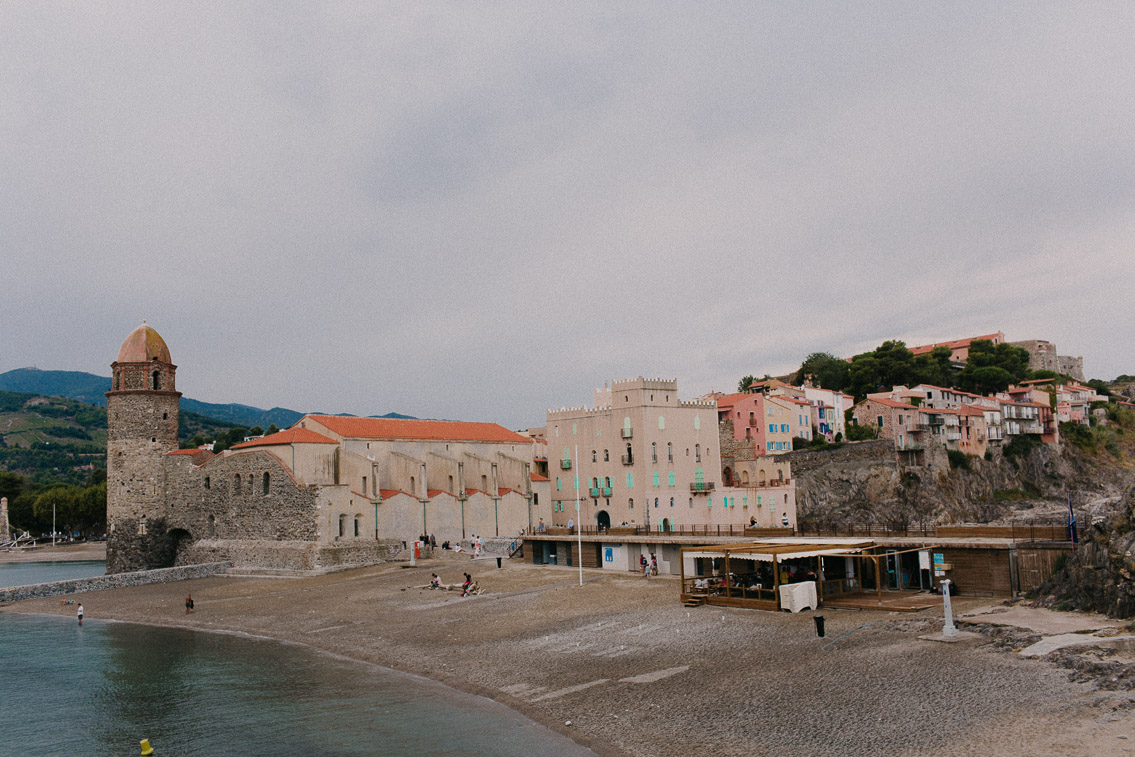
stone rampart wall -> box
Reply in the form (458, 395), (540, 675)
(781, 439), (895, 474)
(0, 562), (230, 603)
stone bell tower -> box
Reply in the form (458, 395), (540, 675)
(105, 321), (181, 573)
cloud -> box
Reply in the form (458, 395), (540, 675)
(1, 4), (1133, 427)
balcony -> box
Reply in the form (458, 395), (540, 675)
(589, 487), (600, 497)
(560, 459), (572, 470)
(926, 416), (944, 426)
(621, 454), (634, 465)
(690, 481), (716, 493)
(945, 432), (962, 441)
(602, 487), (612, 496)
(621, 427), (633, 438)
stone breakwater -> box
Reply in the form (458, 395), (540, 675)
(0, 562), (230, 603)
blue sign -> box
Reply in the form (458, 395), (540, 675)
(604, 547), (613, 563)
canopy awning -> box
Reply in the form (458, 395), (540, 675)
(682, 540), (873, 563)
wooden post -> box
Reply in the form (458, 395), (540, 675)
(724, 551), (731, 598)
(875, 556), (882, 605)
(773, 555), (781, 610)
(680, 548), (686, 596)
(816, 555), (823, 602)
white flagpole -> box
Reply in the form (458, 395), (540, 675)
(575, 444), (583, 586)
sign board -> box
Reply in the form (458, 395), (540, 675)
(604, 547), (613, 563)
(919, 550), (931, 570)
(933, 553), (945, 567)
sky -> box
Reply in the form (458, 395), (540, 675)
(2, 3), (1133, 428)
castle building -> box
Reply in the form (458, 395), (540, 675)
(105, 323), (545, 573)
(545, 378), (795, 533)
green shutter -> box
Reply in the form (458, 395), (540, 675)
(626, 472), (634, 489)
(653, 472), (660, 486)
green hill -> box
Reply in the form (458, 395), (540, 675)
(0, 389), (237, 484)
(0, 368), (415, 429)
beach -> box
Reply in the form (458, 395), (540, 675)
(5, 550), (1135, 756)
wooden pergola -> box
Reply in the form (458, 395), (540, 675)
(679, 539), (937, 611)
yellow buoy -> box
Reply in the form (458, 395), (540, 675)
(140, 738), (154, 755)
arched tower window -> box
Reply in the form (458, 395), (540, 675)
(262, 472), (270, 495)
(152, 370), (161, 390)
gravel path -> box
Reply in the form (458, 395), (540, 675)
(5, 552), (1135, 756)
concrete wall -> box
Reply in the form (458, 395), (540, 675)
(0, 562), (229, 603)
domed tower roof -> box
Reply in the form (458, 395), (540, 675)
(116, 321), (172, 364)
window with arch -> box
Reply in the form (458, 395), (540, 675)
(604, 476), (612, 487)
(667, 443), (672, 462)
(669, 497), (674, 507)
(592, 450), (597, 462)
(654, 497), (659, 509)
(152, 370), (161, 390)
(688, 497), (693, 508)
(603, 449), (609, 461)
(338, 514), (347, 538)
(207, 514), (216, 537)
(741, 470), (749, 485)
(353, 516), (360, 537)
(628, 498), (634, 509)
(651, 442), (657, 463)
(695, 444), (701, 462)
(262, 472), (270, 495)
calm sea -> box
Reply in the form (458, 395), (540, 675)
(0, 559), (107, 588)
(0, 570), (595, 757)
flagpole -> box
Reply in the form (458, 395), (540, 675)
(576, 444), (583, 587)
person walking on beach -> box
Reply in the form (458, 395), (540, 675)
(461, 572), (472, 597)
(650, 554), (658, 577)
(185, 593), (194, 614)
(77, 603), (84, 626)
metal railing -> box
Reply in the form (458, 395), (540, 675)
(690, 482), (716, 492)
(621, 454), (634, 465)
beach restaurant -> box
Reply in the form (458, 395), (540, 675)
(679, 538), (941, 612)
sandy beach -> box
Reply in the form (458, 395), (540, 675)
(5, 551), (1135, 757)
(0, 542), (106, 563)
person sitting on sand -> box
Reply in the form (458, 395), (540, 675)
(430, 573), (441, 589)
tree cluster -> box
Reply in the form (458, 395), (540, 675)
(1, 468), (106, 537)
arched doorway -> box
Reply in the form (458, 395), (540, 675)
(661, 518), (671, 533)
(722, 467), (734, 487)
(596, 510), (611, 531)
(164, 528), (193, 567)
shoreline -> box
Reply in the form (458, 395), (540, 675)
(5, 554), (1135, 756)
(0, 542), (106, 564)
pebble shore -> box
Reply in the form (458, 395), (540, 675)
(5, 550), (1135, 756)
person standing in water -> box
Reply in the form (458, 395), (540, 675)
(77, 604), (84, 626)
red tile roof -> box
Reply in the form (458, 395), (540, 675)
(909, 332), (1003, 356)
(230, 427), (339, 450)
(305, 415), (531, 444)
(864, 398), (918, 410)
(380, 488), (411, 498)
(167, 448), (207, 456)
(715, 392), (754, 409)
(530, 473), (550, 482)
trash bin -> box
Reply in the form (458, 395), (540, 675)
(496, 557), (502, 569)
(813, 615), (825, 638)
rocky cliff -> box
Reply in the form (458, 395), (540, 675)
(788, 438), (1134, 530)
(1037, 486), (1135, 618)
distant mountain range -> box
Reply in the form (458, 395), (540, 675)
(0, 368), (415, 429)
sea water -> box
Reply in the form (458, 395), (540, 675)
(0, 559), (107, 588)
(0, 613), (595, 756)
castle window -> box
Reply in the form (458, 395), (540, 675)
(338, 514), (346, 538)
(151, 437), (156, 443)
(152, 371), (161, 390)
(604, 449), (609, 461)
(353, 516), (360, 537)
(162, 412), (167, 420)
(263, 472), (270, 495)
(204, 476), (210, 490)
(233, 474), (241, 494)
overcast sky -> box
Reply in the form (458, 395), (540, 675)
(2, 4), (1132, 428)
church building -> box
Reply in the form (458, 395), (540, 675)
(105, 323), (546, 573)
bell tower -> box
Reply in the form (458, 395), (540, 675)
(105, 321), (181, 573)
